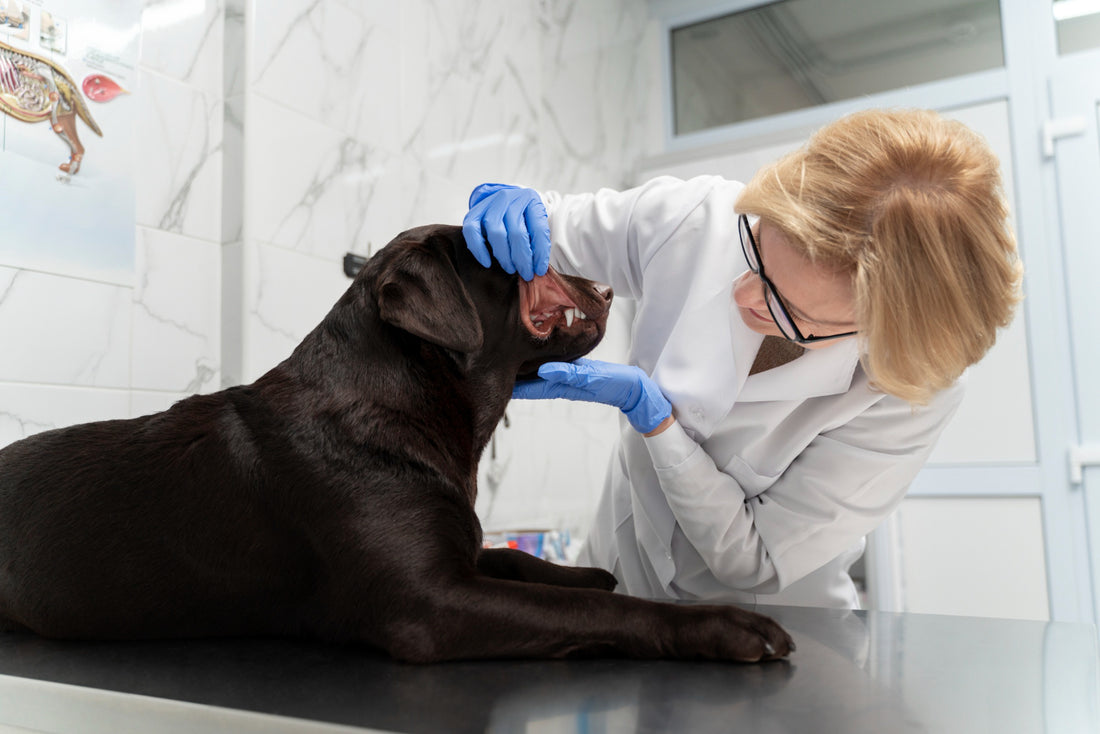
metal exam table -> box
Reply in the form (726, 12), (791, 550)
(0, 604), (1097, 733)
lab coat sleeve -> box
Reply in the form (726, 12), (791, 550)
(540, 176), (736, 299)
(645, 380), (966, 594)
(646, 422), (774, 590)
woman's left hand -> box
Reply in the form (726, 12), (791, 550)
(512, 358), (673, 434)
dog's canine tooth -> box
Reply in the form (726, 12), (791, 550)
(564, 308), (575, 327)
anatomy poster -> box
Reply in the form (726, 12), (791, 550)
(0, 0), (141, 284)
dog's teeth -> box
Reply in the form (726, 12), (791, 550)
(577, 309), (587, 320)
(564, 308), (575, 327)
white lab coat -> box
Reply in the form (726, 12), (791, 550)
(542, 175), (964, 608)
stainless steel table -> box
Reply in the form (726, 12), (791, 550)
(0, 604), (1097, 733)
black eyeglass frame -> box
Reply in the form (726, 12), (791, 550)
(738, 214), (857, 345)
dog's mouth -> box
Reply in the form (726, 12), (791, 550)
(518, 272), (591, 339)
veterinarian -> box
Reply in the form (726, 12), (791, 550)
(461, 108), (1022, 609)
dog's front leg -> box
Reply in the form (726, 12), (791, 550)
(476, 548), (617, 590)
(377, 577), (793, 663)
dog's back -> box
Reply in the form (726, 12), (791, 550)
(0, 389), (317, 638)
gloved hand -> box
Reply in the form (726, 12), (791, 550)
(462, 183), (551, 281)
(513, 358), (673, 434)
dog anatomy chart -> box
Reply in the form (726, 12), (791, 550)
(0, 0), (140, 284)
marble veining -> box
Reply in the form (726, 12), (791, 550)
(0, 268), (131, 389)
(136, 70), (223, 243)
(0, 383), (132, 449)
(131, 228), (220, 393)
(0, 269), (18, 311)
(0, 410), (53, 442)
(251, 0), (372, 140)
(141, 0), (225, 96)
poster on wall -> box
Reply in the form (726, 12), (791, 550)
(0, 0), (141, 285)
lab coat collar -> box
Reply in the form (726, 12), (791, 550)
(651, 281), (861, 443)
(736, 330), (862, 404)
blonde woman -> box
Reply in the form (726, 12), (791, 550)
(462, 108), (1023, 608)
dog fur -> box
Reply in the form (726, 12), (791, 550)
(0, 224), (793, 663)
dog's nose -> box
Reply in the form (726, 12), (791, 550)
(595, 283), (613, 303)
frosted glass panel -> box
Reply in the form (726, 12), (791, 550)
(671, 0), (1005, 134)
(1054, 0), (1100, 54)
(897, 497), (1049, 620)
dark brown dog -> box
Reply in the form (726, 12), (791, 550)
(0, 224), (793, 662)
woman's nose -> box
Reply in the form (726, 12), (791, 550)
(732, 271), (766, 309)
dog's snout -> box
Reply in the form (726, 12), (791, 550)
(594, 283), (613, 303)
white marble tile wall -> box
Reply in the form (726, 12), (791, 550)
(0, 267), (132, 389)
(0, 0), (226, 447)
(132, 228), (221, 393)
(134, 69), (224, 241)
(132, 0), (225, 402)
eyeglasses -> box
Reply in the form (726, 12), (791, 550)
(738, 214), (857, 345)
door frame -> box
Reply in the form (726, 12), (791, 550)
(1047, 45), (1100, 626)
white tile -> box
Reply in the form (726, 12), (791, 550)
(538, 39), (654, 192)
(406, 0), (543, 188)
(135, 70), (224, 243)
(535, 0), (657, 191)
(130, 389), (192, 418)
(0, 268), (131, 389)
(395, 167), (469, 241)
(132, 228), (221, 393)
(251, 0), (394, 145)
(245, 93), (400, 260)
(141, 0), (225, 96)
(0, 383), (130, 450)
(240, 241), (352, 382)
(541, 0), (652, 61)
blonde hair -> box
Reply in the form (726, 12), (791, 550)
(737, 108), (1023, 404)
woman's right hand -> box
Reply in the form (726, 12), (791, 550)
(461, 183), (551, 282)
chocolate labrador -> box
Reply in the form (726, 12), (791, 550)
(0, 224), (793, 662)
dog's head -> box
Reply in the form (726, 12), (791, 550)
(369, 225), (612, 377)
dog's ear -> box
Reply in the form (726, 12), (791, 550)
(377, 241), (484, 353)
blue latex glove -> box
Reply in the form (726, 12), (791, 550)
(462, 183), (551, 281)
(513, 358), (673, 434)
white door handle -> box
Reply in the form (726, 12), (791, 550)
(1043, 116), (1088, 158)
(1069, 444), (1100, 485)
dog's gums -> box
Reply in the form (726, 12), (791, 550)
(530, 306), (587, 332)
(519, 273), (593, 338)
